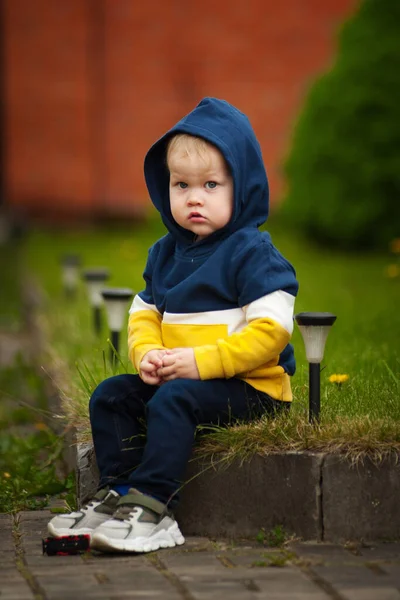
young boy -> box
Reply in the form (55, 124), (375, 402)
(47, 97), (298, 553)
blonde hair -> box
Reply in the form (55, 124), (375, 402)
(166, 134), (214, 168)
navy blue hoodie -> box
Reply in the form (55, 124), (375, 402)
(128, 97), (298, 401)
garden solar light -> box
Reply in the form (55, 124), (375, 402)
(60, 254), (81, 298)
(295, 312), (337, 423)
(82, 268), (110, 335)
(101, 288), (134, 362)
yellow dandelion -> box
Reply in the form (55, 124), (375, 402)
(329, 374), (349, 385)
(3, 472), (11, 478)
(34, 422), (48, 431)
(390, 238), (400, 254)
(385, 264), (400, 278)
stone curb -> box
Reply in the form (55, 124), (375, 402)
(76, 442), (400, 543)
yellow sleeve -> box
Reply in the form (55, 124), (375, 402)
(193, 317), (291, 380)
(127, 310), (167, 371)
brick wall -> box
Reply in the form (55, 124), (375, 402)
(4, 0), (357, 221)
(4, 0), (95, 219)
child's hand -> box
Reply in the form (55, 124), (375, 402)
(139, 349), (167, 385)
(157, 348), (200, 381)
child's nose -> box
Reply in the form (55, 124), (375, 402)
(187, 192), (204, 206)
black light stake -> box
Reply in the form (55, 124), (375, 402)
(101, 288), (134, 363)
(295, 312), (337, 423)
(82, 268), (110, 335)
(60, 254), (81, 299)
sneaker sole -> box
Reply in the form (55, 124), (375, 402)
(91, 522), (185, 553)
(47, 523), (96, 539)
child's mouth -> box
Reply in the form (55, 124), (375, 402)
(188, 213), (206, 222)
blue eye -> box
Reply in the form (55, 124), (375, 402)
(205, 181), (217, 189)
(178, 182), (188, 189)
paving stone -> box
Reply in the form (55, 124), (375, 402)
(164, 552), (330, 598)
(253, 567), (332, 599)
(288, 540), (358, 566)
(380, 564), (400, 584)
(178, 576), (260, 600)
(0, 551), (18, 566)
(0, 513), (13, 526)
(33, 556), (181, 598)
(0, 514), (14, 542)
(162, 550), (232, 574)
(83, 553), (150, 567)
(0, 577), (33, 600)
(26, 554), (85, 568)
(0, 591), (33, 600)
(5, 507), (400, 599)
(180, 566), (331, 600)
(221, 549), (292, 568)
(89, 568), (169, 586)
(339, 588), (400, 600)
(35, 576), (99, 589)
(0, 570), (30, 582)
(289, 541), (350, 558)
(179, 536), (214, 551)
(19, 510), (52, 521)
(37, 575), (181, 599)
(31, 562), (96, 573)
(311, 563), (400, 600)
(352, 543), (400, 562)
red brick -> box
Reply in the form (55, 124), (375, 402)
(4, 0), (357, 220)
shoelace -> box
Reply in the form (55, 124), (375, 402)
(81, 499), (99, 512)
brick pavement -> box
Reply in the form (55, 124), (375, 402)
(1, 511), (400, 600)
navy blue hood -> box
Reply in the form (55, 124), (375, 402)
(144, 97), (269, 245)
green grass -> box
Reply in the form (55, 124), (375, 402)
(0, 430), (75, 513)
(251, 550), (296, 568)
(256, 524), (287, 547)
(0, 354), (76, 513)
(21, 213), (400, 458)
(0, 242), (23, 330)
(0, 250), (77, 513)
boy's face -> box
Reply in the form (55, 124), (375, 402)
(168, 142), (234, 241)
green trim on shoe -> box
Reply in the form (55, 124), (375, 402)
(93, 487), (111, 501)
(113, 489), (174, 523)
(117, 492), (165, 513)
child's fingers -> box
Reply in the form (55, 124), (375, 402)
(140, 362), (153, 373)
(161, 372), (177, 381)
(148, 357), (162, 367)
(141, 371), (161, 385)
(161, 354), (176, 367)
(158, 364), (177, 377)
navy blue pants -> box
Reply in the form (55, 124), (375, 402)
(89, 375), (288, 508)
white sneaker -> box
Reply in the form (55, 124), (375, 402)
(91, 489), (185, 553)
(47, 488), (120, 538)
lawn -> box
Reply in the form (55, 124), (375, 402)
(0, 242), (75, 512)
(0, 242), (23, 330)
(23, 214), (400, 459)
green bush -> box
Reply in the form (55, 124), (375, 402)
(281, 0), (400, 250)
